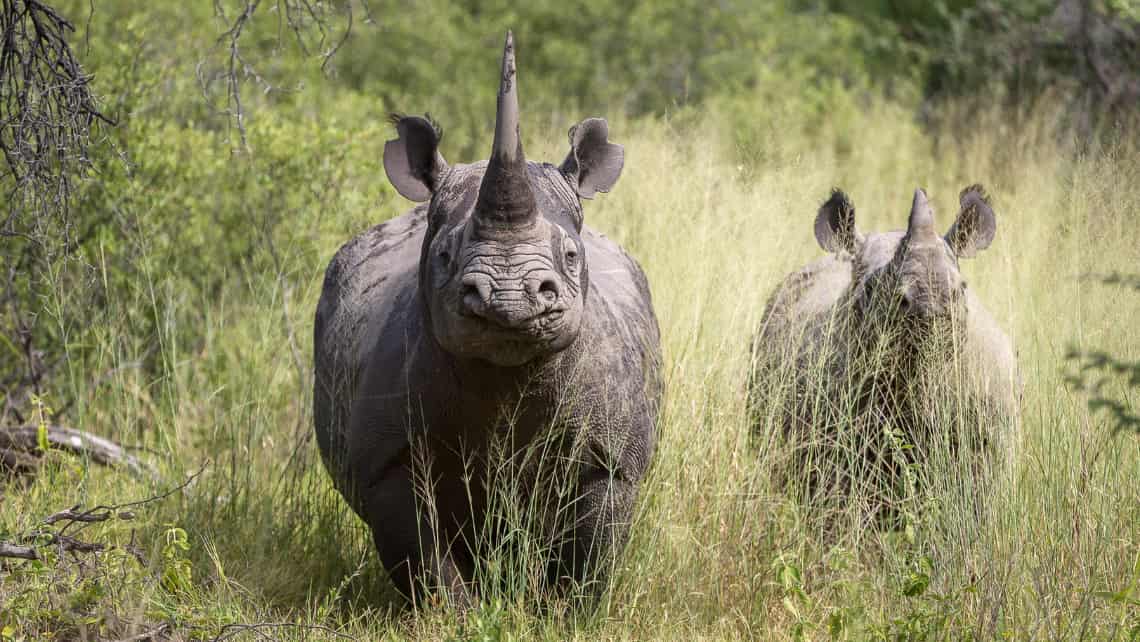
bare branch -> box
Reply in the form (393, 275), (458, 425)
(42, 504), (136, 525)
(53, 459), (207, 536)
(1, 0), (113, 226)
(0, 541), (38, 559)
(206, 0), (358, 152)
(0, 461), (207, 560)
(0, 424), (157, 478)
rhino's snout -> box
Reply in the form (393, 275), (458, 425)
(460, 271), (562, 329)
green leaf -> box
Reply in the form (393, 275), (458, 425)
(903, 572), (930, 597)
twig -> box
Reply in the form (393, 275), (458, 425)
(27, 530), (107, 554)
(207, 0), (357, 152)
(43, 504), (136, 525)
(55, 460), (207, 536)
(1, 0), (114, 222)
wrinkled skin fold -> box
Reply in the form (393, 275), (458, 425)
(750, 186), (1020, 520)
(313, 32), (661, 607)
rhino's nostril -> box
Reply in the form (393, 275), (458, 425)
(538, 279), (560, 302)
(461, 283), (484, 315)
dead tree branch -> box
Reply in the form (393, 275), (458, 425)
(0, 460), (206, 560)
(203, 0), (356, 152)
(0, 0), (113, 229)
(0, 0), (118, 428)
(54, 460), (206, 537)
(0, 541), (38, 559)
(0, 424), (157, 479)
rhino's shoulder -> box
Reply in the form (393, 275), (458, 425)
(762, 254), (852, 332)
(316, 207), (426, 345)
(580, 226), (655, 312)
(319, 207), (426, 304)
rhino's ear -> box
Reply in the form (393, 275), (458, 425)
(814, 189), (861, 254)
(945, 184), (996, 258)
(559, 118), (624, 199)
(383, 114), (448, 202)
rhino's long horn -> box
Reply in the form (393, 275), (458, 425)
(474, 31), (537, 230)
(906, 188), (938, 241)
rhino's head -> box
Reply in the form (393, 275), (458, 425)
(814, 185), (997, 342)
(382, 32), (624, 367)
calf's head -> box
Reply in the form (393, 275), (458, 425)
(382, 32), (624, 367)
(814, 185), (996, 343)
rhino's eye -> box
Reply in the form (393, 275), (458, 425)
(565, 248), (578, 264)
(437, 250), (451, 269)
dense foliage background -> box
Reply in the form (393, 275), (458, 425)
(1, 1), (1137, 639)
(2, 0), (1136, 421)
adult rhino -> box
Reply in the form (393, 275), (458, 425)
(313, 33), (660, 606)
(750, 186), (1019, 514)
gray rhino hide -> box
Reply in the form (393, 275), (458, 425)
(314, 167), (660, 606)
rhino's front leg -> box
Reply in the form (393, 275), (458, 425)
(549, 465), (638, 593)
(367, 467), (473, 610)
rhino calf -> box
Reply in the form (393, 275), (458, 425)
(750, 186), (1019, 513)
(313, 33), (660, 606)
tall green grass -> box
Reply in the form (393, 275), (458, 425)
(1, 96), (1137, 640)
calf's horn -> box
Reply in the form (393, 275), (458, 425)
(906, 188), (938, 241)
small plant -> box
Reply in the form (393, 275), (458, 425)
(159, 523), (193, 595)
(773, 554), (815, 640)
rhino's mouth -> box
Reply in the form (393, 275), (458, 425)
(468, 308), (566, 338)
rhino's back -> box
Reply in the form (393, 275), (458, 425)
(757, 254), (852, 358)
(313, 206), (426, 488)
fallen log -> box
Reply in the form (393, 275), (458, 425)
(0, 425), (155, 479)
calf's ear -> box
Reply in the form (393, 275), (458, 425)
(383, 114), (448, 202)
(559, 118), (624, 199)
(945, 184), (996, 258)
(815, 189), (861, 253)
